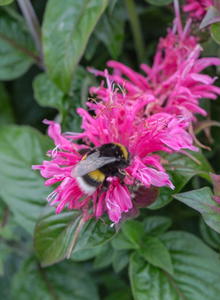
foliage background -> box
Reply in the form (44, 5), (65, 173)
(1, 0), (220, 299)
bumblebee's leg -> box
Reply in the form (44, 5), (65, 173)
(117, 169), (126, 181)
(102, 178), (109, 191)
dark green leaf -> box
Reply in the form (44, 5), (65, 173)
(200, 218), (220, 250)
(105, 289), (132, 300)
(98, 272), (132, 299)
(43, 0), (108, 92)
(0, 259), (2, 275)
(33, 73), (64, 111)
(140, 236), (173, 275)
(112, 249), (129, 273)
(143, 216), (172, 236)
(84, 34), (100, 61)
(167, 150), (212, 182)
(71, 66), (94, 105)
(174, 187), (220, 234)
(61, 66), (95, 131)
(12, 258), (99, 300)
(93, 244), (113, 269)
(111, 231), (137, 250)
(0, 11), (34, 80)
(34, 208), (82, 267)
(108, 0), (118, 13)
(149, 151), (212, 209)
(145, 0), (172, 6)
(0, 126), (52, 234)
(0, 243), (10, 275)
(0, 83), (14, 125)
(71, 245), (103, 261)
(130, 231), (220, 300)
(211, 22), (220, 45)
(130, 252), (177, 300)
(95, 1), (125, 59)
(122, 220), (145, 249)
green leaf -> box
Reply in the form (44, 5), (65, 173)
(149, 150), (212, 209)
(145, 0), (172, 6)
(43, 0), (108, 92)
(98, 272), (132, 299)
(0, 83), (14, 125)
(0, 0), (14, 6)
(93, 244), (114, 269)
(167, 150), (212, 182)
(0, 243), (11, 275)
(0, 126), (51, 234)
(140, 236), (173, 275)
(33, 73), (64, 111)
(105, 289), (132, 300)
(112, 250), (129, 273)
(148, 187), (173, 209)
(130, 231), (220, 300)
(71, 66), (94, 105)
(71, 245), (103, 261)
(95, 1), (125, 59)
(34, 208), (83, 267)
(200, 218), (220, 250)
(111, 231), (137, 250)
(72, 217), (116, 253)
(211, 22), (220, 45)
(12, 258), (99, 300)
(143, 216), (172, 236)
(174, 187), (220, 234)
(122, 220), (145, 249)
(0, 11), (34, 80)
(34, 208), (116, 267)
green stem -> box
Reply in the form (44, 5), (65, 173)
(124, 0), (145, 63)
(0, 206), (9, 227)
(66, 216), (85, 259)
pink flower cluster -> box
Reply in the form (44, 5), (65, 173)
(183, 0), (213, 20)
(90, 21), (220, 123)
(33, 5), (220, 224)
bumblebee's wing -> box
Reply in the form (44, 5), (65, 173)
(72, 151), (118, 177)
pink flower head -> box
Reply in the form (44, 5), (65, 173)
(89, 5), (220, 124)
(33, 72), (199, 224)
(90, 1), (220, 125)
(183, 0), (213, 20)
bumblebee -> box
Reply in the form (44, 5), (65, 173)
(72, 143), (130, 194)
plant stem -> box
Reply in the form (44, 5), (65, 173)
(17, 0), (43, 64)
(124, 0), (145, 64)
(66, 216), (85, 259)
(0, 206), (9, 227)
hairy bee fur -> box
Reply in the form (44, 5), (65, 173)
(72, 143), (130, 194)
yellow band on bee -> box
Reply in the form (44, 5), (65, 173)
(88, 169), (105, 183)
